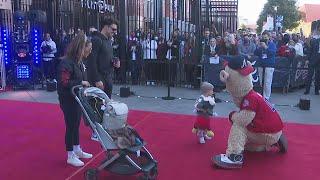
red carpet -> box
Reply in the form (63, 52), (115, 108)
(0, 99), (319, 180)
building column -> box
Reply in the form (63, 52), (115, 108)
(119, 0), (128, 82)
(193, 0), (201, 62)
(48, 0), (54, 34)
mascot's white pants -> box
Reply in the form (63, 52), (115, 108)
(226, 124), (282, 155)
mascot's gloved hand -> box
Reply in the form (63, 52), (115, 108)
(229, 111), (237, 124)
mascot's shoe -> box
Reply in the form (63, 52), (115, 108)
(273, 134), (288, 153)
(212, 154), (243, 169)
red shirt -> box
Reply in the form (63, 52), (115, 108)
(241, 90), (283, 133)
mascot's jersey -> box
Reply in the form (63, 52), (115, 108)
(241, 90), (283, 133)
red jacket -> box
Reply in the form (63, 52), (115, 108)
(278, 45), (295, 57)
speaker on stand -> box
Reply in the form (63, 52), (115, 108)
(298, 96), (310, 110)
(12, 11), (35, 90)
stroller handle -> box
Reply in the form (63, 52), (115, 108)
(71, 85), (84, 97)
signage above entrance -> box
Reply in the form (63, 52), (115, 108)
(0, 0), (12, 10)
(80, 0), (114, 13)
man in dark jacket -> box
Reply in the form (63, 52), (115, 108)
(127, 40), (142, 84)
(86, 17), (120, 98)
(304, 30), (320, 95)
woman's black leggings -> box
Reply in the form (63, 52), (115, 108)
(59, 95), (82, 151)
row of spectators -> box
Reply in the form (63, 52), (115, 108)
(39, 25), (317, 96)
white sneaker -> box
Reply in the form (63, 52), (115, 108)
(205, 135), (212, 140)
(74, 149), (93, 159)
(67, 152), (84, 167)
(199, 137), (205, 144)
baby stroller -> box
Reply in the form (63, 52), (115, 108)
(72, 86), (158, 180)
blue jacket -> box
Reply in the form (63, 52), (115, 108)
(254, 41), (277, 67)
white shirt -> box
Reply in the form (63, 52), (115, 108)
(294, 43), (304, 56)
(41, 39), (57, 61)
(132, 51), (136, 61)
(210, 45), (216, 53)
(143, 39), (157, 60)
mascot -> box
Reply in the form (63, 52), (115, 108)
(213, 56), (288, 169)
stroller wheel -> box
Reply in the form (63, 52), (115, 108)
(85, 168), (98, 180)
(148, 166), (158, 180)
(139, 166), (158, 180)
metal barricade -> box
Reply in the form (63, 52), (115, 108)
(0, 48), (6, 90)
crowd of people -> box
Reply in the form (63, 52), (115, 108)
(124, 26), (319, 99)
(40, 19), (320, 101)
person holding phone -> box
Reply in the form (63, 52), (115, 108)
(254, 32), (277, 100)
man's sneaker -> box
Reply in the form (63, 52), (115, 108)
(91, 133), (99, 142)
(67, 152), (84, 167)
(213, 154), (243, 169)
(74, 149), (93, 159)
(273, 133), (288, 153)
(199, 137), (205, 144)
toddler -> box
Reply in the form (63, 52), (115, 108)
(193, 82), (215, 144)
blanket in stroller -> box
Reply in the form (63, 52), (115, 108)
(108, 126), (143, 149)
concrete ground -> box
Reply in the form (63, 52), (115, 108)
(0, 84), (319, 125)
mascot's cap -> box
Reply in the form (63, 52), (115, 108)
(223, 56), (254, 76)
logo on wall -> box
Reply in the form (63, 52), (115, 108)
(81, 0), (114, 13)
(0, 0), (12, 10)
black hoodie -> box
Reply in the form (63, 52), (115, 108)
(86, 31), (114, 84)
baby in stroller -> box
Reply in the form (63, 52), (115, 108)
(72, 86), (158, 179)
(89, 91), (141, 149)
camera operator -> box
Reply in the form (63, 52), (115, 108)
(41, 33), (57, 81)
(254, 32), (277, 100)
